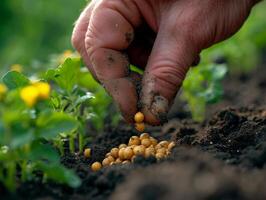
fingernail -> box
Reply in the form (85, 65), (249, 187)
(150, 95), (169, 123)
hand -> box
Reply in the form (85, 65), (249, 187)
(72, 0), (259, 125)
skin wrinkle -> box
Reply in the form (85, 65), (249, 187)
(72, 0), (259, 125)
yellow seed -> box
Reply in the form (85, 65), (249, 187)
(140, 133), (150, 140)
(107, 156), (115, 163)
(135, 123), (145, 132)
(156, 148), (166, 155)
(118, 147), (126, 160)
(122, 160), (130, 165)
(128, 136), (141, 146)
(124, 147), (134, 160)
(20, 85), (40, 107)
(155, 153), (165, 160)
(134, 112), (145, 123)
(91, 162), (102, 171)
(105, 152), (111, 158)
(158, 141), (169, 148)
(150, 137), (158, 146)
(133, 145), (145, 156)
(115, 158), (122, 164)
(33, 82), (51, 99)
(145, 147), (155, 157)
(102, 158), (110, 166)
(110, 148), (119, 158)
(155, 144), (162, 150)
(141, 138), (152, 147)
(168, 142), (176, 151)
(83, 148), (91, 158)
(110, 162), (115, 166)
(119, 144), (127, 149)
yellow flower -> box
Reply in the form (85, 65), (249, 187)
(0, 84), (7, 100)
(20, 86), (40, 107)
(10, 64), (23, 73)
(0, 84), (7, 95)
(33, 82), (51, 99)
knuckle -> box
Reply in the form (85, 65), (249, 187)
(152, 62), (187, 90)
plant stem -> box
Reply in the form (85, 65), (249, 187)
(6, 162), (16, 192)
(78, 133), (84, 154)
(59, 140), (65, 156)
(69, 135), (75, 154)
(21, 161), (27, 182)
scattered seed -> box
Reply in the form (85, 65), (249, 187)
(133, 145), (145, 156)
(135, 123), (145, 132)
(119, 144), (127, 149)
(110, 148), (119, 158)
(141, 138), (151, 147)
(102, 158), (110, 166)
(145, 147), (155, 157)
(105, 152), (111, 157)
(115, 158), (122, 164)
(119, 147), (126, 160)
(140, 133), (150, 140)
(122, 160), (130, 165)
(107, 156), (115, 163)
(156, 148), (166, 155)
(134, 112), (144, 123)
(128, 136), (141, 146)
(124, 147), (134, 160)
(150, 137), (158, 146)
(91, 162), (102, 171)
(168, 141), (175, 150)
(83, 148), (91, 158)
(159, 141), (169, 148)
(155, 153), (165, 160)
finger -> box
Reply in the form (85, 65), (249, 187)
(71, 1), (98, 81)
(141, 22), (198, 125)
(85, 2), (142, 122)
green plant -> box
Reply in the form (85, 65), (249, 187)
(181, 1), (266, 121)
(0, 71), (81, 192)
(181, 63), (227, 121)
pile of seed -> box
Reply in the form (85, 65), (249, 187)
(90, 133), (176, 171)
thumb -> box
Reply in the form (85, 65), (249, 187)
(141, 22), (198, 125)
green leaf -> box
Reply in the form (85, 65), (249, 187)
(36, 163), (81, 188)
(9, 125), (34, 149)
(77, 70), (99, 90)
(45, 58), (81, 92)
(2, 71), (30, 90)
(75, 92), (94, 106)
(29, 142), (59, 162)
(37, 112), (78, 139)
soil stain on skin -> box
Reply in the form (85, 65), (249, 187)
(125, 32), (134, 44)
(107, 54), (115, 64)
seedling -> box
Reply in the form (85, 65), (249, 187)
(0, 72), (81, 191)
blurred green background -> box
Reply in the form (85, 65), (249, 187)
(0, 0), (87, 71)
(0, 0), (266, 75)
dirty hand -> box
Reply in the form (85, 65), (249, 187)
(72, 0), (259, 125)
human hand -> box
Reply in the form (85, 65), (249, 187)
(72, 0), (259, 125)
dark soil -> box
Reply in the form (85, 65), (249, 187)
(1, 65), (266, 200)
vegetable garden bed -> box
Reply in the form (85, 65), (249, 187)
(1, 64), (265, 200)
